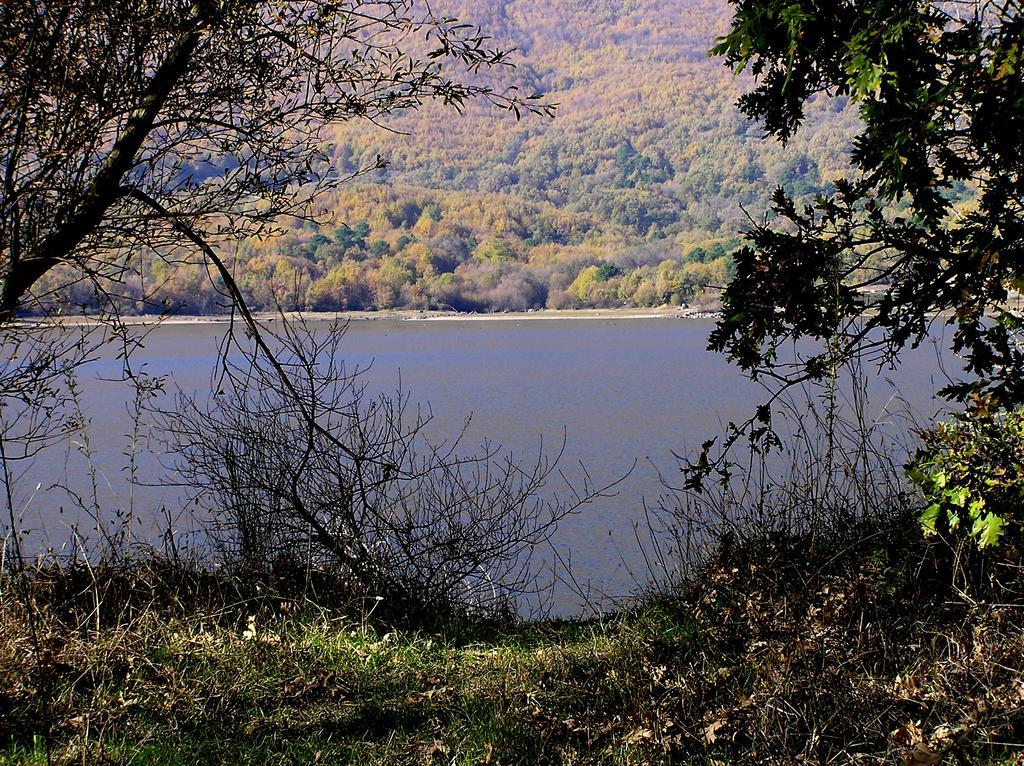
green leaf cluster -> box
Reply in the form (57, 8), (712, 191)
(711, 1), (1024, 410)
(907, 410), (1024, 549)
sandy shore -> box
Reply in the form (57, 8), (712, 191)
(32, 306), (721, 327)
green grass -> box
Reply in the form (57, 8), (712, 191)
(0, 604), (712, 765)
(2, 534), (1023, 765)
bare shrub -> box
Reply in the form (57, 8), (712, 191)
(645, 357), (921, 586)
(168, 318), (609, 616)
(0, 322), (117, 567)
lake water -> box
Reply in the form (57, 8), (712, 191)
(4, 317), (955, 614)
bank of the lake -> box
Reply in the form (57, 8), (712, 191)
(28, 305), (719, 328)
(2, 515), (1022, 766)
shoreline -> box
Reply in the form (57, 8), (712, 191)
(27, 306), (722, 327)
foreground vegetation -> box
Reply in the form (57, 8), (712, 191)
(3, 515), (1022, 765)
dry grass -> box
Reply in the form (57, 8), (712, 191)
(1, 518), (1023, 765)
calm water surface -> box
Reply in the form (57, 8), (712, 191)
(8, 318), (954, 613)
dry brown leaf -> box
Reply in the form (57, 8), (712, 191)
(903, 743), (945, 766)
(892, 721), (924, 747)
(893, 674), (922, 700)
(703, 719), (727, 744)
(623, 727), (655, 745)
(424, 740), (449, 761)
(406, 686), (448, 704)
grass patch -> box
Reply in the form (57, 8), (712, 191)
(2, 521), (1023, 764)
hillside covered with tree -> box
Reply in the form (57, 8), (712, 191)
(46, 0), (861, 315)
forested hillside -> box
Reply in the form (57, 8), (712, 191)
(58, 0), (861, 315)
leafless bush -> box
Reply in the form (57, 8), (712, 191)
(645, 357), (922, 587)
(0, 322), (104, 568)
(168, 318), (609, 616)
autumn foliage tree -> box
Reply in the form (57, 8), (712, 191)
(0, 0), (550, 320)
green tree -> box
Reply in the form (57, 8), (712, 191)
(594, 262), (622, 282)
(333, 224), (368, 252)
(568, 265), (601, 302)
(369, 240), (390, 259)
(472, 237), (518, 263)
(709, 2), (1024, 409)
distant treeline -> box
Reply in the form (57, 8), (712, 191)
(42, 0), (866, 316)
(45, 185), (739, 315)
